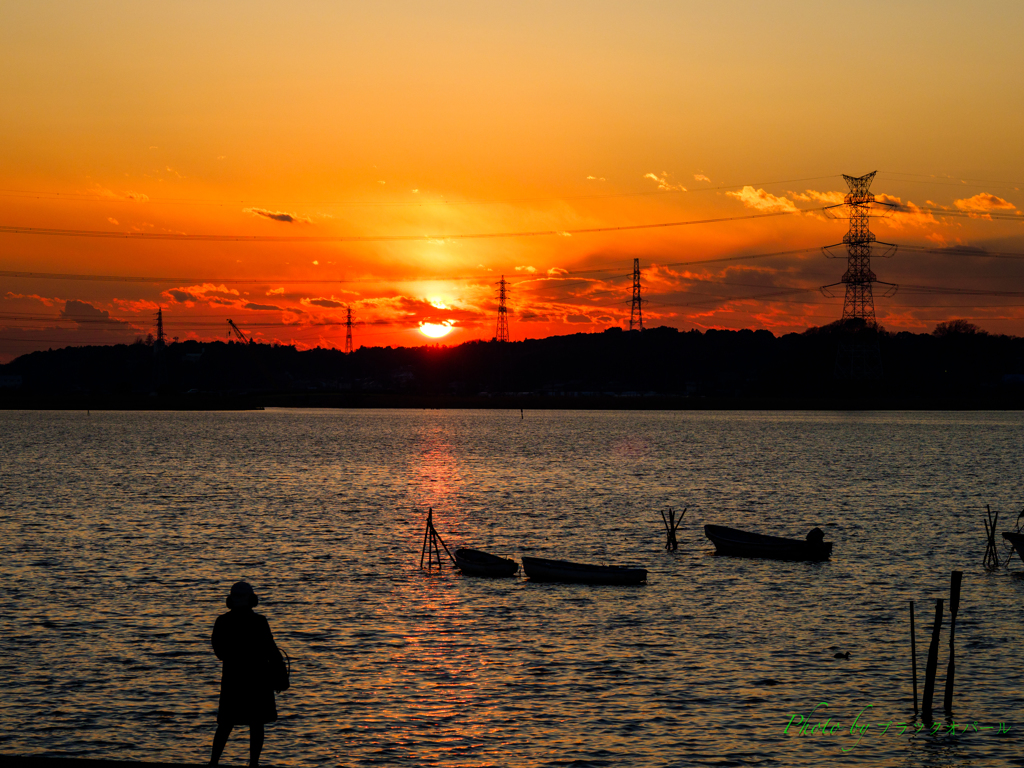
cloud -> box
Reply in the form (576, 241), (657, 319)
(58, 300), (134, 329)
(244, 207), (312, 224)
(874, 194), (939, 228)
(566, 314), (591, 323)
(789, 189), (845, 205)
(586, 175), (606, 182)
(643, 172), (687, 192)
(107, 217), (119, 225)
(725, 186), (797, 213)
(304, 298), (346, 309)
(5, 292), (58, 307)
(516, 266), (537, 274)
(954, 193), (1018, 213)
(244, 302), (286, 311)
(93, 185), (149, 202)
(547, 267), (569, 277)
(267, 287), (285, 295)
(164, 283), (241, 306)
(167, 289), (200, 304)
(693, 174), (711, 183)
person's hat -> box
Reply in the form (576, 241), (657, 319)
(226, 581), (259, 609)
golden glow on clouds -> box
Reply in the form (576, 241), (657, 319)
(0, 2), (1023, 360)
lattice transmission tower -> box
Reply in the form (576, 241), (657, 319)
(155, 306), (165, 348)
(345, 307), (354, 354)
(629, 258), (643, 331)
(821, 171), (897, 379)
(495, 276), (510, 342)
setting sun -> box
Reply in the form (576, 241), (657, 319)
(419, 322), (453, 339)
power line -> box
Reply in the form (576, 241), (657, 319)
(0, 175), (840, 208)
(0, 207), (819, 244)
(878, 171), (1024, 189)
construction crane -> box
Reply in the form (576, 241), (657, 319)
(227, 319), (253, 344)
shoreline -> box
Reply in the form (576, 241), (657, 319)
(0, 758), (208, 768)
(1, 392), (1022, 411)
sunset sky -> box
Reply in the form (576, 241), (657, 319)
(2, 1), (1024, 361)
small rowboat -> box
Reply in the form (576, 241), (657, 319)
(1002, 531), (1024, 557)
(520, 555), (647, 585)
(454, 547), (519, 578)
(704, 524), (833, 561)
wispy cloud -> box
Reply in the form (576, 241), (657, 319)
(643, 172), (687, 192)
(245, 302), (287, 311)
(693, 174), (711, 183)
(516, 266), (537, 274)
(244, 207), (312, 224)
(726, 186), (797, 213)
(789, 189), (845, 205)
(303, 298), (345, 309)
(586, 175), (606, 182)
(93, 185), (149, 202)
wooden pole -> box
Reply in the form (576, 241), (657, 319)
(420, 507), (456, 572)
(419, 508), (431, 570)
(910, 600), (918, 716)
(983, 506), (1002, 571)
(921, 598), (944, 722)
(944, 571), (963, 714)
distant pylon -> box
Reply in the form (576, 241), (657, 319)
(345, 307), (354, 354)
(495, 276), (509, 342)
(629, 258), (643, 331)
(155, 307), (165, 348)
(152, 306), (165, 393)
(821, 171), (898, 380)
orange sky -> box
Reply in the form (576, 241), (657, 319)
(2, 1), (1024, 361)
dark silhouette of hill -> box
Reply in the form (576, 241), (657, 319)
(1, 322), (1023, 409)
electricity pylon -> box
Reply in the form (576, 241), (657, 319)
(495, 276), (509, 342)
(345, 307), (354, 354)
(821, 171), (898, 379)
(155, 307), (165, 349)
(152, 307), (166, 393)
(629, 258), (643, 331)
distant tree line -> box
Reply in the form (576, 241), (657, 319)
(2, 320), (1023, 407)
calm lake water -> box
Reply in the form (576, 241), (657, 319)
(1, 409), (1022, 768)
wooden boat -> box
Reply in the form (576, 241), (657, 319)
(520, 555), (647, 585)
(704, 524), (833, 561)
(1002, 531), (1024, 556)
(453, 547), (519, 578)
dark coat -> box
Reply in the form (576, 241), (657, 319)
(212, 608), (280, 725)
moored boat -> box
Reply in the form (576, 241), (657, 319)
(704, 524), (833, 561)
(454, 547), (519, 578)
(1002, 531), (1024, 557)
(520, 555), (647, 585)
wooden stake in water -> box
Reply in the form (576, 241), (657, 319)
(910, 600), (918, 716)
(944, 571), (963, 714)
(419, 507), (455, 572)
(983, 505), (1001, 571)
(661, 506), (685, 551)
(921, 598), (944, 722)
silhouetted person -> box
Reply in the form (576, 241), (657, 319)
(806, 527), (825, 544)
(210, 582), (281, 767)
